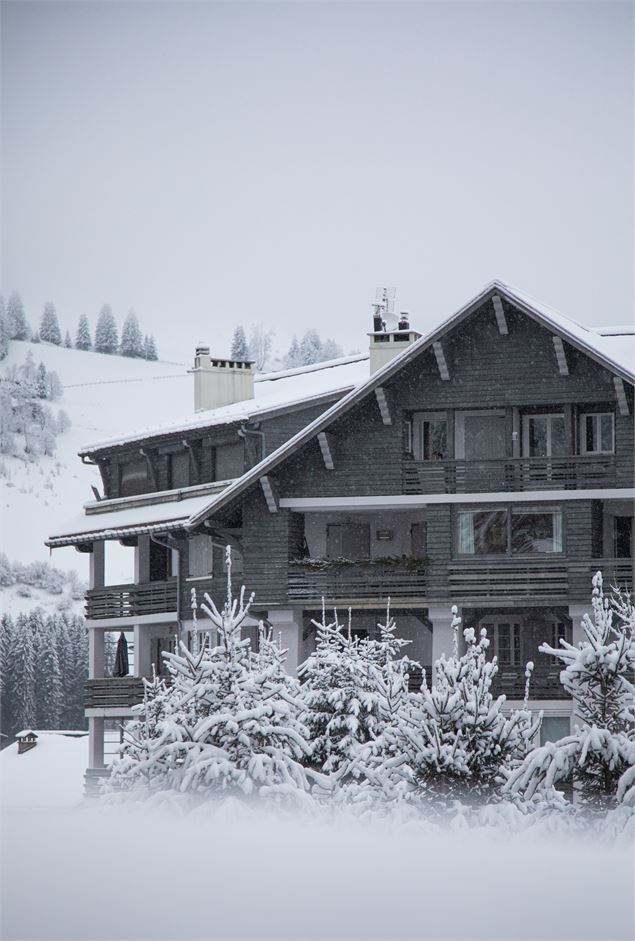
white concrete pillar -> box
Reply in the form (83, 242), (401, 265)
(569, 604), (588, 648)
(88, 717), (105, 768)
(267, 609), (303, 677)
(428, 605), (459, 675)
(134, 624), (152, 678)
(89, 541), (105, 589)
(88, 629), (105, 679)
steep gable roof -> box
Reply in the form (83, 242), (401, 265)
(186, 279), (634, 529)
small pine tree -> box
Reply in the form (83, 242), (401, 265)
(36, 362), (48, 398)
(75, 314), (92, 350)
(94, 304), (118, 354)
(230, 325), (250, 361)
(7, 291), (29, 341)
(120, 309), (144, 358)
(144, 335), (158, 361)
(64, 329), (72, 348)
(39, 302), (62, 345)
(0, 295), (9, 360)
(299, 329), (323, 365)
(507, 574), (635, 811)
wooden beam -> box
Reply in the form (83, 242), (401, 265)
(613, 376), (630, 415)
(317, 431), (335, 469)
(374, 387), (392, 425)
(259, 475), (278, 513)
(552, 336), (569, 376)
(432, 342), (450, 380)
(492, 295), (508, 335)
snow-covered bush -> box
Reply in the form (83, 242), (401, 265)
(506, 574), (635, 812)
(109, 550), (311, 805)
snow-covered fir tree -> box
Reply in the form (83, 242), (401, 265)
(120, 309), (144, 357)
(0, 614), (16, 736)
(143, 334), (158, 360)
(358, 609), (538, 809)
(94, 304), (118, 354)
(507, 574), (635, 812)
(64, 329), (72, 348)
(283, 335), (302, 369)
(75, 314), (92, 350)
(299, 329), (322, 365)
(8, 613), (37, 732)
(321, 337), (342, 360)
(109, 549), (311, 803)
(7, 291), (29, 341)
(0, 295), (9, 360)
(33, 612), (64, 728)
(39, 302), (62, 345)
(230, 324), (250, 361)
(298, 607), (388, 776)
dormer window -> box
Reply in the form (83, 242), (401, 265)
(580, 412), (614, 455)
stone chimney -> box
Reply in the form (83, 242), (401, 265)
(190, 346), (255, 412)
(368, 310), (421, 374)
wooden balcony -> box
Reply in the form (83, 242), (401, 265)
(85, 677), (145, 709)
(288, 564), (426, 604)
(402, 455), (620, 494)
(85, 580), (177, 620)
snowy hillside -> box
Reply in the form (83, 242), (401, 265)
(1, 341), (191, 579)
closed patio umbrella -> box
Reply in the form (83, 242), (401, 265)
(113, 632), (129, 677)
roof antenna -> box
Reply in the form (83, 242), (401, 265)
(373, 287), (396, 332)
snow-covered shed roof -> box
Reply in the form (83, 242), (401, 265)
(79, 353), (369, 456)
(185, 279), (635, 529)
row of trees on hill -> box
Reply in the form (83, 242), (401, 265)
(0, 351), (71, 458)
(230, 324), (343, 371)
(0, 291), (158, 361)
(107, 555), (635, 824)
(0, 611), (89, 739)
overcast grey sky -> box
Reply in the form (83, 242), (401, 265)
(2, 1), (633, 364)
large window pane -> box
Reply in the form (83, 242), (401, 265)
(540, 716), (570, 746)
(423, 420), (447, 460)
(528, 416), (548, 457)
(600, 414), (614, 453)
(511, 509), (563, 553)
(550, 417), (566, 456)
(459, 510), (507, 554)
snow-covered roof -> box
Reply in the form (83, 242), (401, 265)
(79, 353), (369, 455)
(186, 279), (635, 529)
(47, 491), (221, 547)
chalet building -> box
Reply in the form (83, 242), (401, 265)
(47, 280), (635, 789)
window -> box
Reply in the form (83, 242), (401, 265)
(482, 621), (522, 666)
(540, 716), (570, 746)
(511, 508), (563, 553)
(458, 510), (507, 554)
(326, 523), (370, 560)
(458, 507), (563, 555)
(168, 451), (189, 490)
(523, 413), (566, 457)
(214, 442), (244, 481)
(149, 540), (170, 581)
(549, 621), (570, 649)
(457, 410), (506, 460)
(580, 413), (614, 454)
(188, 534), (213, 577)
(614, 516), (633, 558)
(410, 522), (427, 558)
(119, 459), (147, 497)
(412, 412), (448, 460)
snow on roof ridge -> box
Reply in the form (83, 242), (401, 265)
(255, 352), (368, 382)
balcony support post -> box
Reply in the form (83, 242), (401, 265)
(133, 624), (152, 678)
(266, 609), (302, 677)
(88, 628), (105, 680)
(568, 604), (588, 649)
(428, 605), (459, 682)
(89, 540), (105, 589)
(88, 717), (105, 769)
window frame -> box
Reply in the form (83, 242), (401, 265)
(579, 411), (615, 455)
(480, 619), (523, 666)
(456, 505), (565, 558)
(411, 411), (449, 462)
(522, 412), (566, 458)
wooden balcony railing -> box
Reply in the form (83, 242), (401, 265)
(447, 560), (568, 601)
(490, 665), (569, 700)
(85, 580), (178, 620)
(85, 677), (145, 709)
(403, 455), (620, 494)
(288, 565), (426, 603)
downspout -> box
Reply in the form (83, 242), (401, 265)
(237, 423), (266, 463)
